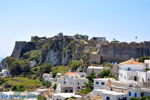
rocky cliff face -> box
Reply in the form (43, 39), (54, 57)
(1, 34), (150, 69)
(11, 41), (36, 58)
(9, 34), (95, 66)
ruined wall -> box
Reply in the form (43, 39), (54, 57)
(100, 42), (150, 63)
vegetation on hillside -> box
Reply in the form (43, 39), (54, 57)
(30, 62), (52, 79)
(24, 50), (41, 62)
(131, 96), (150, 100)
(80, 73), (95, 94)
(2, 77), (42, 91)
(8, 59), (30, 76)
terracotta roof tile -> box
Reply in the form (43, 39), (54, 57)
(120, 58), (144, 65)
(65, 72), (79, 76)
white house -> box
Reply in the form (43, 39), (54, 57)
(128, 88), (150, 98)
(87, 65), (104, 75)
(92, 78), (128, 100)
(94, 78), (115, 90)
(42, 73), (55, 82)
(52, 93), (82, 100)
(101, 90), (128, 100)
(1, 69), (10, 77)
(56, 72), (88, 93)
(118, 59), (150, 84)
(144, 60), (150, 68)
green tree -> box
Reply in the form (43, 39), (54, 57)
(9, 61), (22, 76)
(8, 60), (31, 76)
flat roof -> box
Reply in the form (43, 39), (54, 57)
(88, 66), (103, 69)
(102, 90), (127, 96)
(53, 93), (82, 98)
(94, 78), (115, 81)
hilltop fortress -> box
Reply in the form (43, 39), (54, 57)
(2, 33), (150, 67)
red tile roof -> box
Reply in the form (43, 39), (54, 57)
(65, 72), (79, 76)
(120, 58), (144, 65)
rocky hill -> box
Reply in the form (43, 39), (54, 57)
(1, 33), (150, 69)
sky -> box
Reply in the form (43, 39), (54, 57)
(0, 0), (150, 57)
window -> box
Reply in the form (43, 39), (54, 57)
(141, 92), (144, 96)
(78, 82), (79, 85)
(96, 81), (99, 84)
(127, 68), (131, 71)
(101, 82), (105, 85)
(128, 92), (131, 96)
(106, 97), (110, 100)
(110, 88), (113, 91)
(65, 89), (68, 93)
(134, 93), (137, 97)
(70, 89), (73, 92)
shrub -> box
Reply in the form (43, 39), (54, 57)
(11, 85), (25, 92)
(42, 81), (51, 88)
(69, 60), (84, 71)
(86, 73), (96, 82)
(131, 96), (150, 100)
(80, 88), (92, 94)
(138, 57), (150, 62)
(38, 95), (46, 100)
(11, 85), (17, 91)
(98, 69), (111, 78)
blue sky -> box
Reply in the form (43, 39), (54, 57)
(0, 0), (150, 57)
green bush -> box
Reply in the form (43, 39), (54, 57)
(98, 69), (111, 78)
(86, 73), (96, 82)
(38, 95), (46, 100)
(11, 85), (17, 91)
(42, 63), (52, 73)
(69, 60), (84, 71)
(131, 96), (150, 100)
(42, 81), (51, 88)
(138, 57), (150, 62)
(80, 87), (92, 94)
(11, 85), (25, 92)
(52, 66), (70, 74)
